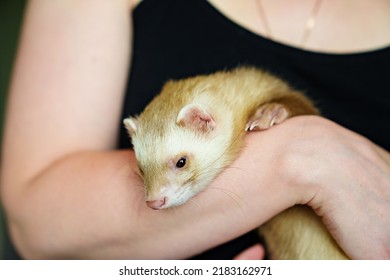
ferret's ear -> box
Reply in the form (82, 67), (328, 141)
(176, 104), (216, 133)
(123, 117), (138, 136)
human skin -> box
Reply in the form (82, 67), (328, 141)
(1, 0), (389, 259)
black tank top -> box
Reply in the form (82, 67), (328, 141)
(118, 0), (390, 259)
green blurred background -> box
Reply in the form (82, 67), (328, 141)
(1, 0), (26, 259)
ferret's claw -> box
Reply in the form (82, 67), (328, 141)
(246, 103), (289, 131)
(245, 121), (260, 131)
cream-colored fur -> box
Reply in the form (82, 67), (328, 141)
(124, 67), (348, 259)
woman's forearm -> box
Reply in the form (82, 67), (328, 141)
(2, 148), (272, 259)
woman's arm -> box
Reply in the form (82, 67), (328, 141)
(0, 0), (275, 259)
(2, 0), (389, 260)
(0, 0), (136, 258)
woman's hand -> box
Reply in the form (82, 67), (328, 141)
(233, 244), (265, 260)
(251, 116), (390, 259)
(297, 117), (390, 259)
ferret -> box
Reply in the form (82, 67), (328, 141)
(124, 67), (349, 260)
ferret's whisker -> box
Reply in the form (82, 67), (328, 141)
(187, 198), (203, 211)
(222, 164), (258, 176)
(213, 186), (243, 200)
(189, 166), (225, 181)
(134, 184), (146, 192)
(217, 187), (247, 220)
(190, 161), (250, 183)
(209, 187), (244, 205)
(208, 186), (245, 214)
(170, 205), (181, 216)
(193, 129), (246, 179)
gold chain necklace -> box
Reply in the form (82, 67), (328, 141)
(256, 0), (324, 48)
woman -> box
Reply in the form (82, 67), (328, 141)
(1, 0), (389, 259)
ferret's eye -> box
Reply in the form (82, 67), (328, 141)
(176, 157), (187, 168)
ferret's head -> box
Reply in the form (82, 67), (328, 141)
(124, 103), (231, 210)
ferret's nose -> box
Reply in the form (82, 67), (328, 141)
(146, 197), (167, 210)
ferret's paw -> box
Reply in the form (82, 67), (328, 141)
(245, 103), (289, 131)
